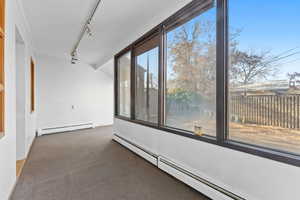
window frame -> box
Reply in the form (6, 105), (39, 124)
(30, 58), (35, 113)
(133, 31), (161, 126)
(114, 47), (133, 120)
(114, 0), (300, 167)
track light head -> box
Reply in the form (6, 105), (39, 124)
(86, 24), (93, 37)
(71, 51), (79, 64)
(70, 0), (101, 60)
(72, 51), (79, 61)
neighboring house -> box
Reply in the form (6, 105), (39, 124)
(231, 80), (300, 96)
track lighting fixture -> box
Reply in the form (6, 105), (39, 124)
(86, 23), (93, 37)
(71, 58), (76, 64)
(71, 51), (79, 64)
(72, 51), (79, 61)
(70, 0), (102, 64)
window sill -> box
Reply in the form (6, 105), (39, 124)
(222, 140), (300, 167)
(115, 116), (218, 144)
(115, 116), (300, 167)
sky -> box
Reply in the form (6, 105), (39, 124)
(229, 0), (300, 80)
(138, 0), (300, 83)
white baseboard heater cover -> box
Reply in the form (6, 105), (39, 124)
(158, 157), (246, 200)
(113, 133), (158, 166)
(113, 133), (246, 200)
(38, 123), (94, 136)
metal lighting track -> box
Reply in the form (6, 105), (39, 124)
(71, 0), (102, 55)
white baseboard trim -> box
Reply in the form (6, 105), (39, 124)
(25, 136), (35, 158)
(38, 122), (94, 136)
(94, 122), (113, 128)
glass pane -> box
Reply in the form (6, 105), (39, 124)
(118, 52), (131, 117)
(228, 0), (300, 154)
(165, 4), (217, 137)
(136, 47), (159, 123)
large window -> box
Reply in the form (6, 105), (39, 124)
(165, 4), (216, 136)
(114, 0), (300, 166)
(228, 0), (300, 155)
(117, 51), (131, 118)
(135, 35), (159, 123)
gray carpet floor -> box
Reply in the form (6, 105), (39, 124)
(11, 126), (210, 200)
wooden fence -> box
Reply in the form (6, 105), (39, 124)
(230, 95), (300, 129)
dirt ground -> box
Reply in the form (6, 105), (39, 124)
(229, 122), (300, 154)
(167, 115), (300, 154)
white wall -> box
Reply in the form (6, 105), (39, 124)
(114, 119), (300, 200)
(36, 54), (114, 131)
(0, 0), (36, 199)
(15, 39), (36, 160)
(16, 42), (26, 160)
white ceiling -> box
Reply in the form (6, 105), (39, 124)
(20, 0), (193, 68)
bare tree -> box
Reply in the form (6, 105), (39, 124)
(229, 50), (278, 85)
(168, 20), (216, 99)
(230, 47), (300, 87)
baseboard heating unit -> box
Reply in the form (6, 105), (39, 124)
(113, 133), (246, 200)
(158, 157), (246, 200)
(113, 133), (158, 166)
(38, 122), (94, 136)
